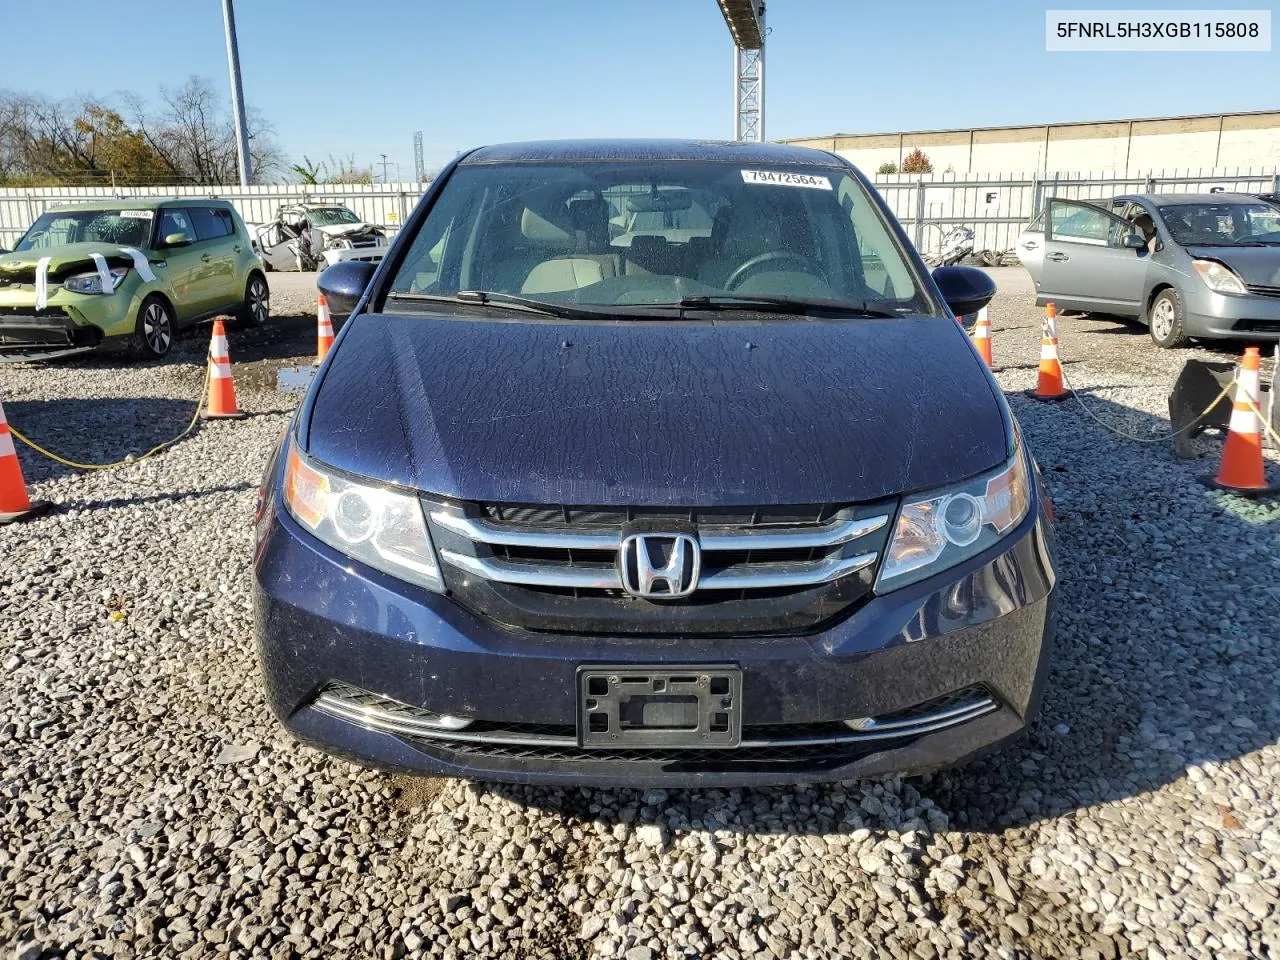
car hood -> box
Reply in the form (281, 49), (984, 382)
(0, 242), (145, 282)
(315, 223), (381, 238)
(1185, 245), (1280, 287)
(305, 311), (1009, 506)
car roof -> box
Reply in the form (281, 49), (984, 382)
(1119, 192), (1264, 205)
(48, 197), (236, 212)
(460, 138), (843, 168)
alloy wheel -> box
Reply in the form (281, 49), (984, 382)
(144, 302), (172, 355)
(249, 277), (269, 325)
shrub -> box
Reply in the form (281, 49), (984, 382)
(901, 149), (934, 174)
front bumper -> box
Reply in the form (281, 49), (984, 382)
(1184, 287), (1280, 340)
(321, 246), (387, 267)
(253, 491), (1058, 787)
(0, 286), (139, 361)
(0, 310), (105, 362)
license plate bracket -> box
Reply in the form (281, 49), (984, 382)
(577, 665), (742, 749)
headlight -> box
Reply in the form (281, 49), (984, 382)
(1192, 259), (1246, 295)
(63, 267), (128, 294)
(877, 437), (1032, 591)
(282, 442), (444, 592)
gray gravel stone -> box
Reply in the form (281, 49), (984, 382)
(1, 269), (1277, 960)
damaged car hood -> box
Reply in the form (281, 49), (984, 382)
(0, 242), (145, 285)
(1185, 245), (1280, 288)
(315, 223), (383, 239)
(305, 311), (1009, 506)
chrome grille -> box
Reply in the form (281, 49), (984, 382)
(312, 682), (999, 764)
(1245, 282), (1280, 298)
(425, 499), (895, 635)
(433, 510), (884, 591)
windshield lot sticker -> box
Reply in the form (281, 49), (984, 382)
(119, 210), (155, 219)
(741, 170), (832, 190)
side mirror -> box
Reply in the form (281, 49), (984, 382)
(1121, 233), (1146, 250)
(164, 232), (193, 247)
(318, 259), (377, 317)
(931, 265), (996, 318)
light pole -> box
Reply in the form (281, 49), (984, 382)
(221, 0), (253, 185)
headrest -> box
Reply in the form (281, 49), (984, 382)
(568, 197), (609, 248)
(629, 234), (668, 256)
(521, 206), (575, 245)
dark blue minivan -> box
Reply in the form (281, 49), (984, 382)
(253, 140), (1057, 786)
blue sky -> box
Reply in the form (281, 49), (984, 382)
(2, 0), (1275, 180)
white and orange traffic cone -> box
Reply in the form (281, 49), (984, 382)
(972, 306), (993, 368)
(0, 399), (51, 524)
(203, 319), (247, 420)
(316, 293), (335, 364)
(1207, 347), (1277, 496)
(1026, 302), (1068, 401)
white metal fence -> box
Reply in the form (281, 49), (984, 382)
(0, 183), (427, 249)
(2, 166), (1278, 255)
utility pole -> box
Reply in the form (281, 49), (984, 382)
(413, 131), (425, 182)
(221, 0), (253, 185)
(379, 153), (391, 183)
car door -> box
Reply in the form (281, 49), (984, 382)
(257, 222), (294, 271)
(1039, 199), (1149, 315)
(1016, 211), (1045, 286)
(187, 207), (240, 313)
(154, 208), (204, 323)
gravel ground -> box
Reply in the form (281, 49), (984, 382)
(2, 268), (1278, 960)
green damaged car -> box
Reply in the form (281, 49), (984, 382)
(0, 198), (269, 361)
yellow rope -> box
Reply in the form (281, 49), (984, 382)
(1246, 397), (1280, 449)
(8, 361), (211, 471)
(1054, 354), (1236, 444)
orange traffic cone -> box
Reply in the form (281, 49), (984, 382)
(0, 399), (51, 524)
(316, 293), (335, 363)
(203, 319), (247, 420)
(972, 306), (993, 368)
(1026, 302), (1068, 401)
(1208, 347), (1277, 496)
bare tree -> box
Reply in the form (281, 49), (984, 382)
(131, 77), (281, 184)
(0, 76), (281, 186)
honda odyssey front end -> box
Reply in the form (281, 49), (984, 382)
(253, 139), (1058, 786)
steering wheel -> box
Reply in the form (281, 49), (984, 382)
(724, 251), (826, 291)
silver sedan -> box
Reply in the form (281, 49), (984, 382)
(1022, 192), (1280, 348)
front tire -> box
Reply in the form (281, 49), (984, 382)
(1148, 288), (1189, 349)
(237, 273), (270, 327)
(131, 296), (174, 360)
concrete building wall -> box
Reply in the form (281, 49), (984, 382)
(786, 111), (1280, 175)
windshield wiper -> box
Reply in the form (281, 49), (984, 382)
(385, 290), (614, 320)
(675, 294), (899, 318)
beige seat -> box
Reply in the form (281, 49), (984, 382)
(519, 204), (618, 294)
(522, 257), (607, 294)
(1132, 213), (1159, 253)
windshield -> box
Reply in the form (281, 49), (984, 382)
(386, 160), (930, 314)
(16, 209), (154, 251)
(306, 207), (362, 227)
(1158, 201), (1280, 246)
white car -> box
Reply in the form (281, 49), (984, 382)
(251, 203), (388, 271)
